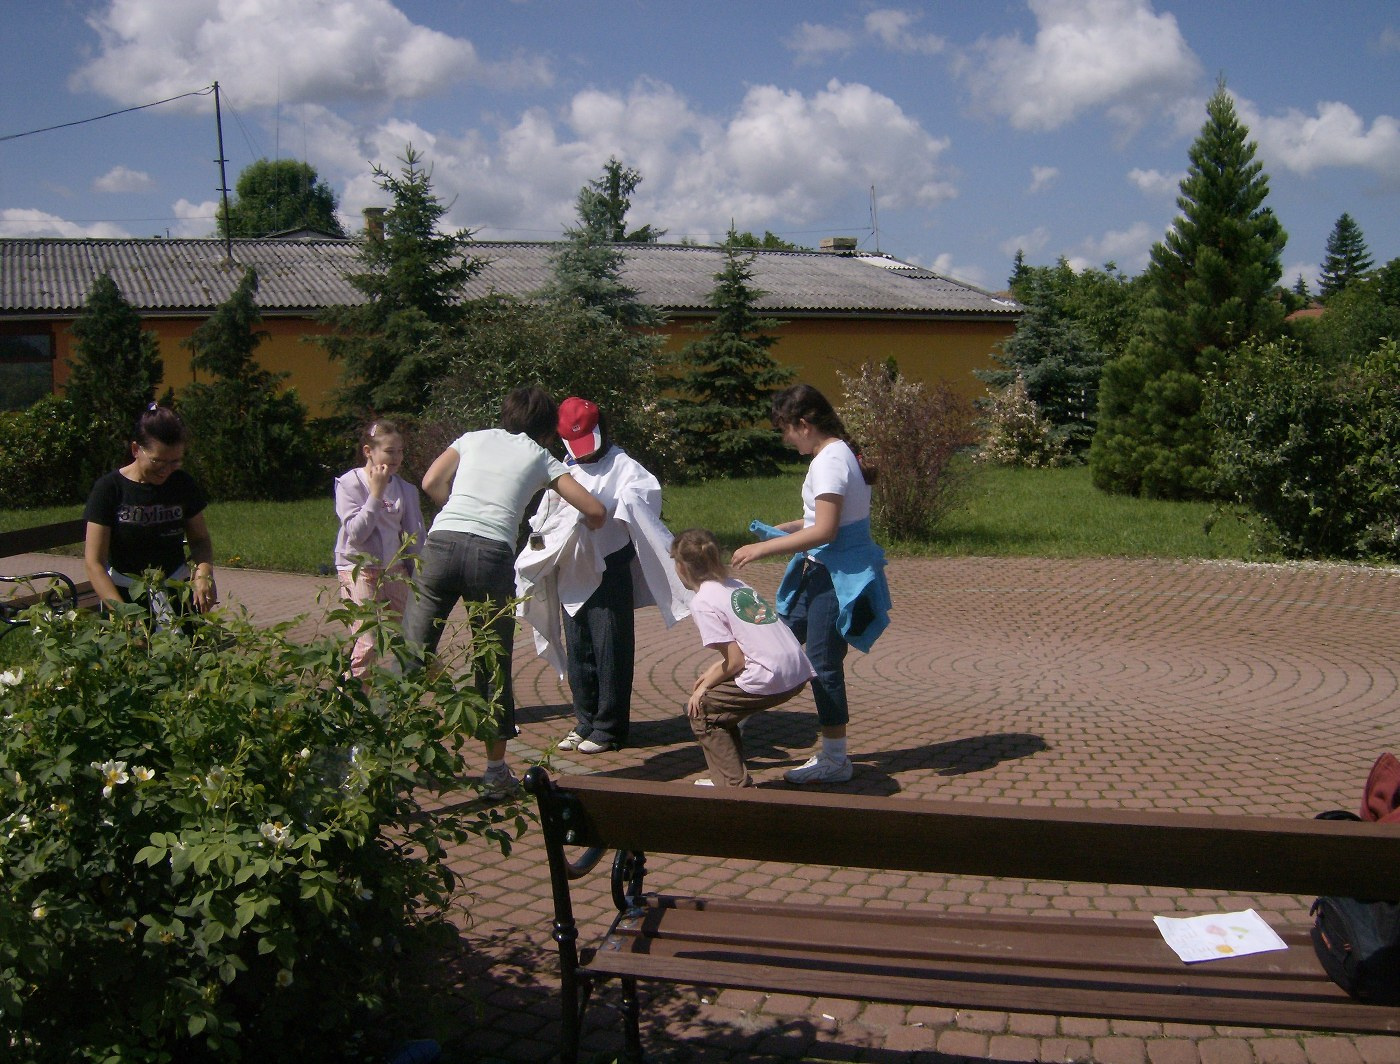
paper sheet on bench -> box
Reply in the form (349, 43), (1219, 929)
(1153, 909), (1288, 964)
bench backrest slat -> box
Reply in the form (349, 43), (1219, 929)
(0, 519), (86, 558)
(559, 776), (1400, 899)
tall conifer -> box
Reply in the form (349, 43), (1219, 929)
(1090, 81), (1286, 499)
(673, 237), (793, 478)
(1318, 213), (1374, 302)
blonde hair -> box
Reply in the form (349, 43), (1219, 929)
(670, 528), (729, 585)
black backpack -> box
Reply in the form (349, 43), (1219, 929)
(1310, 894), (1400, 1004)
(1309, 755), (1400, 1005)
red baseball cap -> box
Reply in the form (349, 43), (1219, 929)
(557, 396), (602, 460)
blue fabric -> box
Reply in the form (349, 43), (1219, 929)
(771, 517), (892, 653)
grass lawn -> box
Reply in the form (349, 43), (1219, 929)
(1, 460), (1269, 574)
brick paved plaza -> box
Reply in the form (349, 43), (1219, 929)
(6, 552), (1399, 1062)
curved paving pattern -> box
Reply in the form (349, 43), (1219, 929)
(6, 551), (1398, 1061)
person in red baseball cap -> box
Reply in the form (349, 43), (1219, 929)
(520, 396), (689, 755)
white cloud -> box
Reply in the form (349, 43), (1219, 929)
(925, 252), (989, 290)
(170, 198), (218, 237)
(1029, 166), (1059, 193)
(71, 0), (549, 109)
(1000, 226), (1051, 260)
(1236, 97), (1400, 178)
(1282, 259), (1320, 292)
(863, 9), (946, 56)
(1378, 27), (1400, 54)
(1127, 167), (1184, 198)
(786, 8), (944, 61)
(0, 209), (129, 238)
(93, 165), (154, 193)
(956, 0), (1201, 131)
(1067, 221), (1156, 272)
(408, 78), (955, 243)
(786, 21), (858, 61)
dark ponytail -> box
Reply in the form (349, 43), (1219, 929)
(770, 384), (876, 485)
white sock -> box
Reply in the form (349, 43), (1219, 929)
(485, 758), (505, 771)
(823, 737), (848, 760)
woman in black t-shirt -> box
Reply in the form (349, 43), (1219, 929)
(83, 405), (216, 617)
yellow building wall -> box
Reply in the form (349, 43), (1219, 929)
(53, 316), (344, 417)
(660, 315), (1012, 403)
(47, 311), (1013, 417)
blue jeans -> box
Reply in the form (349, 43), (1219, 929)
(401, 530), (519, 741)
(781, 561), (849, 728)
(563, 543), (635, 746)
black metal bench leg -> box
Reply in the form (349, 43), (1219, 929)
(620, 976), (643, 1063)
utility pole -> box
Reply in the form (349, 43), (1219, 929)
(214, 81), (232, 262)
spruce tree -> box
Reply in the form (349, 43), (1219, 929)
(66, 273), (164, 482)
(673, 238), (793, 478)
(320, 146), (482, 416)
(1318, 213), (1374, 302)
(1090, 82), (1286, 499)
(181, 268), (315, 499)
(982, 265), (1110, 455)
(539, 159), (663, 327)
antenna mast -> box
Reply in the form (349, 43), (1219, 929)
(213, 81), (232, 261)
(870, 185), (881, 254)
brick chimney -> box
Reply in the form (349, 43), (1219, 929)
(820, 236), (858, 253)
(362, 207), (386, 241)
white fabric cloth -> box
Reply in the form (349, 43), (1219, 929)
(802, 439), (871, 526)
(689, 578), (815, 695)
(515, 447), (691, 677)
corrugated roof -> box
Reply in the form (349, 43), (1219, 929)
(0, 237), (1021, 318)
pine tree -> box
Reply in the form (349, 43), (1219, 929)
(1090, 81), (1286, 499)
(1318, 213), (1374, 302)
(320, 146), (482, 416)
(66, 273), (164, 481)
(673, 238), (793, 478)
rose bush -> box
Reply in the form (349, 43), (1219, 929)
(0, 580), (524, 1062)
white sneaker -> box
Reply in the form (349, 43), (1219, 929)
(557, 730), (585, 751)
(694, 778), (715, 787)
(480, 764), (519, 799)
(784, 754), (854, 785)
(576, 738), (616, 754)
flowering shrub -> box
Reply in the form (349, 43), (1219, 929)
(839, 360), (980, 541)
(975, 375), (1069, 469)
(0, 584), (524, 1062)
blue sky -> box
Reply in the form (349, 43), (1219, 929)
(3, 0), (1398, 293)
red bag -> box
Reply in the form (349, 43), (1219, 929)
(1359, 753), (1400, 824)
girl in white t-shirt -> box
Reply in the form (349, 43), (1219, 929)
(671, 528), (813, 788)
(731, 384), (888, 786)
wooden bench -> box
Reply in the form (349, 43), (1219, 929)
(0, 519), (96, 638)
(523, 768), (1400, 1063)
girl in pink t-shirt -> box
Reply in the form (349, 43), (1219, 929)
(670, 528), (814, 787)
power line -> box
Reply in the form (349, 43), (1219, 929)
(0, 86), (215, 143)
